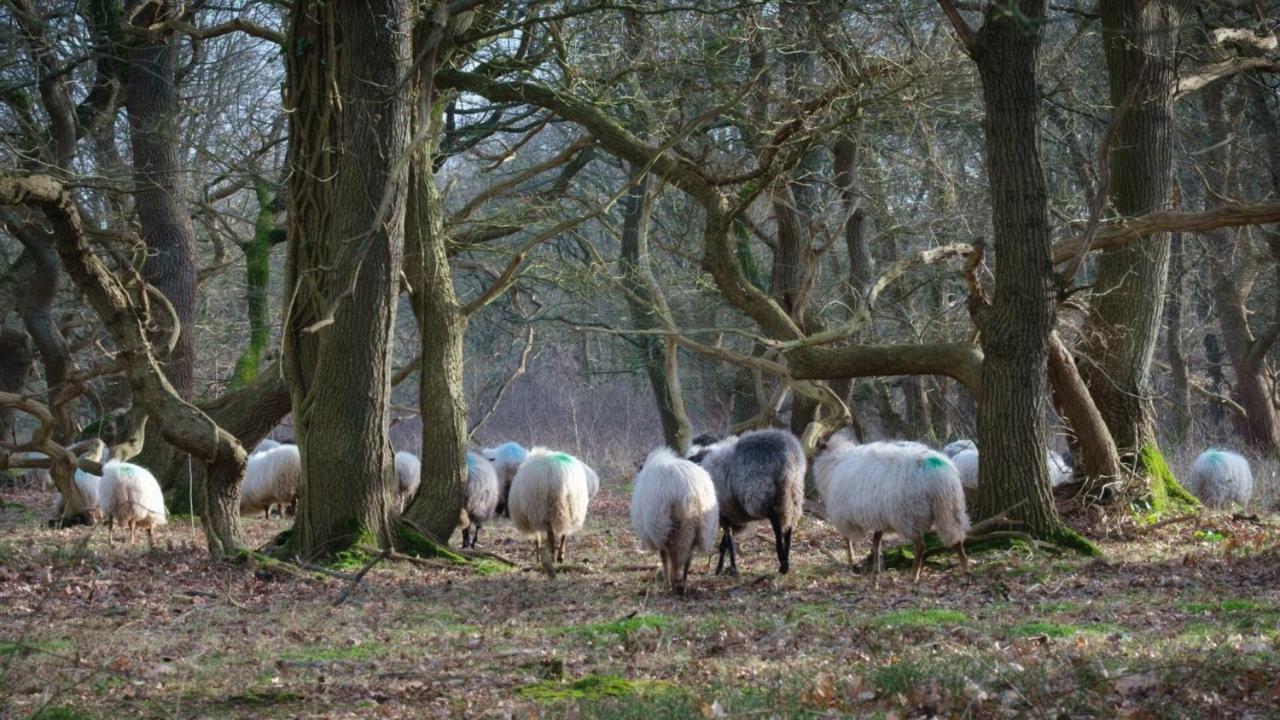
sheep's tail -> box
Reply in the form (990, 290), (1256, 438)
(925, 454), (970, 547)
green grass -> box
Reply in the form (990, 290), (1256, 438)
(1008, 621), (1122, 639)
(872, 608), (967, 628)
(29, 707), (96, 720)
(518, 673), (669, 702)
(277, 642), (383, 663)
(564, 614), (672, 640)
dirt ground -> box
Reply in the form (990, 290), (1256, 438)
(2, 480), (1279, 719)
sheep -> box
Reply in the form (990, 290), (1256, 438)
(942, 439), (976, 458)
(394, 451), (421, 513)
(687, 433), (723, 459)
(482, 441), (528, 516)
(1186, 449), (1253, 509)
(951, 447), (1070, 490)
(50, 466), (104, 526)
(25, 467), (53, 491)
(507, 448), (590, 577)
(953, 448), (980, 489)
(99, 460), (168, 546)
(696, 429), (806, 576)
(630, 446), (719, 595)
(814, 437), (970, 584)
(252, 438), (282, 455)
(240, 444), (301, 519)
(460, 451), (500, 548)
(577, 458), (600, 499)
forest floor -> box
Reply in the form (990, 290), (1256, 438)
(2, 481), (1279, 720)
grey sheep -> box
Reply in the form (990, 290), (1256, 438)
(460, 451), (500, 548)
(696, 429), (806, 576)
(1187, 449), (1253, 509)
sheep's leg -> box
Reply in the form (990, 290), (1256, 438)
(146, 525), (155, 548)
(767, 511), (788, 575)
(264, 507), (271, 521)
(106, 517), (115, 546)
(462, 526), (472, 550)
(715, 526), (738, 577)
(557, 534), (568, 564)
(870, 531), (884, 587)
(680, 556), (693, 596)
(846, 538), (855, 568)
(783, 526), (793, 573)
(128, 521), (137, 545)
(472, 524), (482, 549)
(541, 530), (557, 578)
(715, 527), (729, 575)
(911, 536), (926, 583)
(658, 549), (671, 589)
(955, 541), (969, 576)
(725, 528), (738, 576)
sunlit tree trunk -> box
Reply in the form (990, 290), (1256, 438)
(283, 0), (412, 559)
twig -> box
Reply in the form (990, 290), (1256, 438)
(1135, 514), (1198, 535)
(331, 549), (390, 607)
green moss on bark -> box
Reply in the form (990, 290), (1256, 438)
(392, 521), (467, 563)
(229, 183), (277, 389)
(1141, 443), (1199, 513)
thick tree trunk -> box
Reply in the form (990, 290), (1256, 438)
(1077, 1), (1182, 464)
(125, 2), (198, 399)
(283, 0), (412, 559)
(15, 234), (75, 439)
(968, 0), (1064, 540)
(230, 184), (278, 388)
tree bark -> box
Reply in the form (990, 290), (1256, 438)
(283, 0), (412, 559)
(1201, 78), (1280, 455)
(0, 326), (34, 444)
(1164, 231), (1193, 444)
(1047, 332), (1121, 486)
(230, 183), (278, 388)
(1077, 0), (1183, 464)
(125, 1), (198, 399)
(966, 0), (1064, 539)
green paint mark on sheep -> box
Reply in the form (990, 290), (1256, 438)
(550, 452), (574, 465)
(518, 674), (669, 702)
(924, 454), (948, 470)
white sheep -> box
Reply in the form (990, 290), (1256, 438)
(696, 429), (806, 576)
(394, 451), (421, 513)
(630, 447), (719, 595)
(814, 438), (970, 583)
(240, 444), (301, 519)
(1186, 449), (1253, 509)
(507, 447), (590, 577)
(950, 447), (1070, 490)
(252, 438), (282, 455)
(460, 451), (500, 548)
(576, 457), (600, 499)
(482, 441), (528, 516)
(942, 439), (976, 458)
(50, 466), (104, 526)
(953, 448), (980, 489)
(99, 460), (168, 546)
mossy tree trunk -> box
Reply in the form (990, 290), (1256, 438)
(230, 183), (279, 389)
(282, 0), (412, 560)
(1076, 1), (1183, 480)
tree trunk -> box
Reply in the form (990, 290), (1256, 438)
(282, 0), (412, 559)
(620, 174), (693, 452)
(0, 326), (34, 444)
(401, 121), (469, 547)
(1076, 1), (1182, 465)
(1201, 78), (1280, 455)
(1164, 231), (1193, 444)
(968, 0), (1065, 540)
(230, 183), (278, 388)
(125, 1), (198, 399)
(14, 233), (75, 439)
(1047, 333), (1120, 487)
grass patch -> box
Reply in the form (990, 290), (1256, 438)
(565, 614), (671, 640)
(1009, 621), (1121, 639)
(278, 642), (382, 663)
(517, 673), (669, 702)
(0, 639), (74, 657)
(471, 558), (507, 576)
(872, 608), (967, 628)
(30, 708), (96, 720)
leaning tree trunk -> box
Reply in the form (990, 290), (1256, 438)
(966, 0), (1068, 542)
(125, 1), (198, 400)
(1076, 0), (1182, 477)
(401, 137), (469, 548)
(282, 0), (412, 560)
(620, 173), (693, 453)
(1164, 231), (1193, 444)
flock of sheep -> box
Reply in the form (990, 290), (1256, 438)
(42, 428), (1258, 593)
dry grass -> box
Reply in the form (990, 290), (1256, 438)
(3, 477), (1280, 719)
